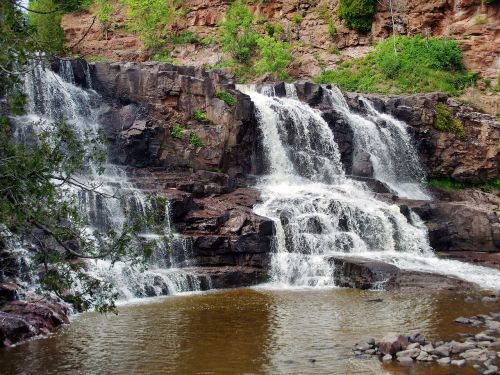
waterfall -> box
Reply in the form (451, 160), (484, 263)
(10, 61), (201, 300)
(243, 85), (500, 289)
(324, 87), (431, 200)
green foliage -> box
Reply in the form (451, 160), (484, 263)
(337, 0), (377, 32)
(327, 19), (337, 38)
(120, 0), (180, 50)
(264, 22), (283, 37)
(314, 36), (475, 95)
(292, 14), (303, 24)
(54, 0), (93, 12)
(151, 51), (175, 63)
(171, 31), (199, 45)
(434, 103), (465, 136)
(255, 35), (293, 80)
(0, 117), (164, 312)
(218, 1), (258, 64)
(328, 46), (341, 55)
(189, 131), (203, 147)
(429, 178), (500, 194)
(473, 15), (487, 25)
(93, 0), (113, 38)
(85, 54), (111, 62)
(215, 90), (237, 106)
(170, 123), (184, 139)
(28, 0), (65, 55)
(482, 0), (497, 4)
(193, 109), (208, 121)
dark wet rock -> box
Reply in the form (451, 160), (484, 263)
(0, 300), (69, 347)
(328, 256), (476, 292)
(187, 266), (268, 289)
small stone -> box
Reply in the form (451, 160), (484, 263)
(365, 349), (376, 355)
(382, 354), (393, 362)
(450, 340), (476, 353)
(421, 343), (434, 352)
(358, 336), (375, 345)
(355, 342), (372, 351)
(455, 317), (470, 324)
(484, 370), (497, 375)
(416, 351), (431, 361)
(378, 333), (409, 355)
(475, 332), (496, 342)
(464, 296), (475, 303)
(437, 357), (451, 364)
(433, 344), (451, 357)
(308, 358), (316, 363)
(482, 296), (497, 303)
(397, 356), (413, 365)
(407, 343), (420, 350)
(451, 359), (466, 366)
(396, 348), (420, 359)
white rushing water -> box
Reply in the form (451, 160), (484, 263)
(11, 61), (200, 300)
(242, 84), (500, 290)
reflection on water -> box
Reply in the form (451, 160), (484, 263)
(0, 288), (496, 375)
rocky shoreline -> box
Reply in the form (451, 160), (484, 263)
(354, 309), (500, 374)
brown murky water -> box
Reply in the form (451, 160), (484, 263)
(0, 288), (497, 375)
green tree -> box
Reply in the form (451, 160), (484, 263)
(28, 0), (65, 55)
(120, 0), (181, 51)
(255, 35), (293, 80)
(0, 1), (165, 312)
(218, 1), (257, 64)
(337, 0), (378, 32)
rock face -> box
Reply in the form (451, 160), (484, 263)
(0, 299), (69, 347)
(329, 256), (476, 291)
(62, 0), (499, 80)
(345, 92), (500, 183)
(82, 61), (264, 176)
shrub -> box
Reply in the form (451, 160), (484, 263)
(29, 0), (65, 54)
(337, 0), (377, 32)
(170, 124), (184, 139)
(292, 14), (303, 24)
(93, 0), (113, 39)
(218, 1), (258, 64)
(215, 90), (237, 106)
(434, 103), (465, 136)
(255, 35), (293, 80)
(193, 109), (208, 121)
(473, 15), (487, 25)
(120, 0), (180, 50)
(429, 178), (500, 193)
(171, 31), (199, 45)
(151, 51), (174, 63)
(189, 131), (203, 147)
(314, 36), (475, 95)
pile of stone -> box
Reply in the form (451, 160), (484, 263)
(353, 311), (500, 375)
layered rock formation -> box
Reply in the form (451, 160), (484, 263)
(67, 60), (273, 280)
(62, 0), (499, 80)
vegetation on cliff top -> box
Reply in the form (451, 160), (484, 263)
(314, 36), (476, 95)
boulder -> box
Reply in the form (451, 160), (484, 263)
(379, 333), (409, 355)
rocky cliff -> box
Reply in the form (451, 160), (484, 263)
(68, 61), (498, 255)
(62, 0), (499, 80)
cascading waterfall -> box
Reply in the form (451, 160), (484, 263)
(11, 61), (201, 300)
(243, 84), (500, 289)
(324, 87), (431, 200)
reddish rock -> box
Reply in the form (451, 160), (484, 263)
(379, 333), (410, 355)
